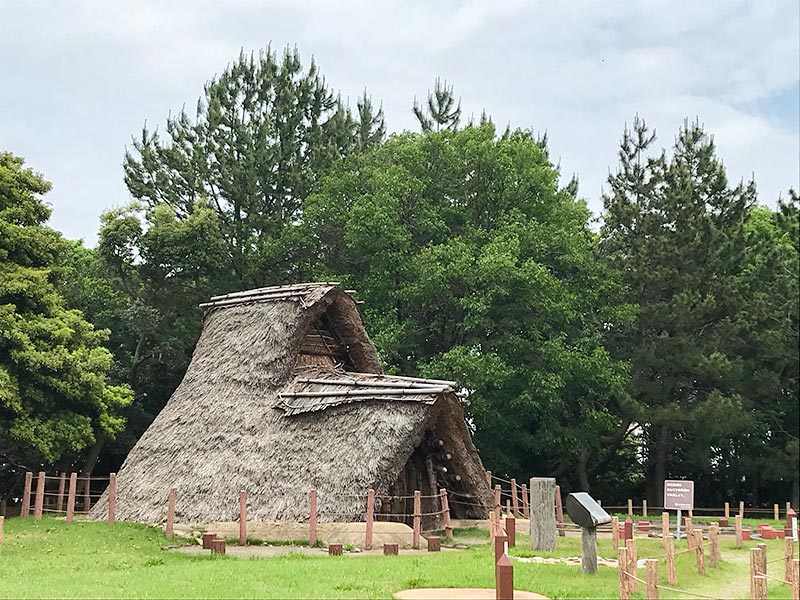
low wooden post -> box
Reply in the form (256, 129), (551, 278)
(627, 499), (633, 516)
(309, 489), (317, 546)
(34, 471), (45, 521)
(618, 546), (630, 600)
(427, 535), (441, 552)
(238, 491), (247, 546)
(750, 547), (759, 600)
(645, 559), (659, 599)
(792, 558), (799, 600)
(612, 515), (620, 550)
(21, 472), (32, 518)
(511, 478), (520, 517)
(489, 510), (496, 544)
(107, 473), (117, 524)
(506, 499), (511, 516)
(666, 537), (677, 585)
(709, 523), (720, 568)
(505, 515), (516, 548)
(412, 490), (421, 550)
(521, 484), (529, 519)
(661, 512), (669, 548)
(785, 536), (794, 587)
(555, 484), (565, 537)
(486, 471), (492, 486)
(685, 517), (694, 549)
(642, 499), (647, 518)
(693, 529), (705, 575)
(383, 543), (398, 555)
(495, 553), (514, 600)
(440, 489), (453, 542)
(494, 530), (508, 564)
(57, 473), (66, 513)
(328, 543), (343, 556)
(627, 539), (638, 593)
(582, 525), (598, 575)
(787, 501), (792, 519)
(82, 476), (90, 512)
(66, 473), (77, 523)
(739, 500), (745, 518)
(736, 514), (743, 547)
(494, 485), (501, 514)
(775, 503), (780, 521)
(724, 501), (730, 518)
(210, 539), (226, 555)
(365, 488), (375, 550)
(202, 533), (216, 549)
(165, 487), (176, 538)
(758, 543), (767, 587)
(755, 544), (767, 600)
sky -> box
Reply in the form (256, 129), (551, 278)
(1, 0), (798, 244)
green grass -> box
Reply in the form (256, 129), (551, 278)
(0, 516), (794, 598)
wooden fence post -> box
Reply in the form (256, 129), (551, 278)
(736, 514), (743, 547)
(521, 484), (529, 519)
(642, 499), (647, 518)
(750, 547), (758, 600)
(739, 500), (745, 518)
(661, 512), (669, 548)
(511, 479), (520, 518)
(685, 517), (694, 549)
(57, 473), (66, 513)
(34, 471), (45, 521)
(612, 515), (620, 550)
(505, 515), (516, 548)
(21, 472), (32, 518)
(412, 490), (421, 550)
(440, 489), (453, 542)
(617, 546), (630, 600)
(724, 501), (730, 519)
(624, 516), (633, 540)
(66, 473), (77, 523)
(666, 537), (677, 585)
(755, 544), (768, 600)
(775, 503), (780, 521)
(555, 484), (565, 537)
(107, 473), (116, 524)
(626, 539), (638, 594)
(489, 510), (496, 544)
(792, 558), (799, 600)
(693, 529), (705, 575)
(309, 489), (317, 546)
(486, 471), (492, 486)
(709, 523), (720, 568)
(645, 559), (659, 599)
(495, 553), (514, 600)
(785, 536), (794, 587)
(83, 476), (90, 512)
(239, 491), (247, 546)
(494, 485), (501, 514)
(165, 487), (176, 538)
(365, 488), (375, 550)
(627, 499), (633, 516)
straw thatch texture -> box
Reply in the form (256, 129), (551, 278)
(90, 283), (492, 524)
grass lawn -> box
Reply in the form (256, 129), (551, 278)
(0, 516), (795, 598)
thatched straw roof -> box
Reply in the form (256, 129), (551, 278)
(90, 283), (492, 525)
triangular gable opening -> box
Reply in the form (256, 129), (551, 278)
(296, 313), (356, 371)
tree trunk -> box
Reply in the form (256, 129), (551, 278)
(81, 435), (106, 479)
(792, 475), (799, 510)
(652, 425), (669, 506)
(577, 448), (591, 491)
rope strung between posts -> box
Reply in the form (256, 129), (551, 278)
(754, 573), (792, 585)
(622, 571), (721, 599)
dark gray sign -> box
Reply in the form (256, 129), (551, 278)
(664, 479), (694, 510)
(565, 492), (611, 528)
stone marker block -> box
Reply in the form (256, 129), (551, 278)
(202, 533), (216, 549)
(383, 543), (399, 555)
(328, 543), (343, 556)
(427, 536), (441, 552)
(529, 477), (557, 551)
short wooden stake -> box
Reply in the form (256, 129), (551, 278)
(787, 501), (792, 519)
(66, 473), (77, 523)
(427, 535), (441, 552)
(505, 515), (516, 547)
(582, 525), (598, 574)
(739, 500), (745, 518)
(666, 537), (677, 585)
(685, 517), (693, 549)
(238, 491), (247, 546)
(555, 484), (565, 537)
(165, 487), (176, 538)
(495, 553), (514, 600)
(412, 490), (421, 549)
(661, 512), (669, 548)
(383, 543), (398, 555)
(440, 489), (453, 542)
(626, 498), (632, 516)
(21, 472), (32, 518)
(210, 539), (226, 555)
(618, 547), (630, 600)
(645, 558), (659, 599)
(750, 547), (759, 600)
(328, 543), (343, 556)
(785, 537), (794, 587)
(82, 476), (90, 512)
(693, 529), (705, 575)
(489, 510), (496, 543)
(202, 533), (216, 549)
(364, 488), (375, 550)
(735, 514), (743, 547)
(494, 531), (508, 564)
(107, 473), (117, 524)
(521, 484), (529, 519)
(724, 501), (730, 518)
(642, 499), (647, 518)
(792, 558), (799, 600)
(309, 489), (317, 546)
(34, 471), (45, 521)
(626, 539), (638, 593)
(709, 523), (720, 568)
(511, 478), (520, 517)
(57, 473), (66, 513)
(506, 499), (511, 516)
(494, 485), (501, 514)
(612, 515), (620, 550)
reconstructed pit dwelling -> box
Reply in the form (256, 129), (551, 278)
(91, 283), (492, 527)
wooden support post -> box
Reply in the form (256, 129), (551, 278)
(495, 553), (514, 600)
(238, 491), (247, 546)
(521, 484), (529, 519)
(661, 512), (669, 548)
(440, 489), (453, 542)
(626, 538), (638, 593)
(645, 559), (659, 599)
(617, 547), (630, 600)
(486, 471), (492, 486)
(724, 501), (730, 519)
(736, 514), (743, 547)
(666, 537), (677, 585)
(309, 489), (317, 546)
(612, 515), (620, 550)
(755, 545), (768, 600)
(506, 499), (511, 516)
(739, 500), (745, 518)
(511, 478), (520, 517)
(642, 499), (647, 518)
(750, 547), (759, 600)
(693, 529), (705, 575)
(685, 517), (693, 549)
(57, 473), (66, 513)
(489, 510), (496, 543)
(365, 488), (375, 550)
(758, 543), (767, 587)
(787, 501), (792, 518)
(555, 484), (565, 537)
(34, 471), (45, 521)
(107, 473), (117, 524)
(494, 485), (501, 514)
(792, 558), (799, 600)
(412, 490), (421, 550)
(505, 515), (516, 548)
(529, 477), (557, 551)
(581, 526), (598, 574)
(494, 531), (508, 564)
(775, 503), (780, 521)
(66, 473), (77, 523)
(709, 523), (720, 568)
(83, 476), (90, 512)
(627, 499), (633, 516)
(165, 487), (176, 538)
(785, 537), (794, 587)
(21, 472), (32, 518)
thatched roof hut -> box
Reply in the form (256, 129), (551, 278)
(90, 283), (492, 525)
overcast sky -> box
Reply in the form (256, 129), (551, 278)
(2, 0), (798, 244)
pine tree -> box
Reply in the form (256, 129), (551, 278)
(413, 78), (462, 132)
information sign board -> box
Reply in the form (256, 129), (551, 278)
(664, 480), (694, 510)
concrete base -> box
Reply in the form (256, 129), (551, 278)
(395, 588), (547, 599)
